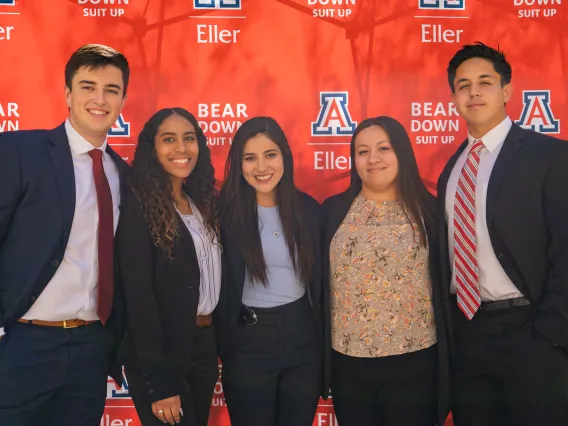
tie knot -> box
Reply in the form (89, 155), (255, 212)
(471, 140), (484, 153)
(88, 148), (103, 162)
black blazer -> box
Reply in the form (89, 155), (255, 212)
(215, 191), (328, 397)
(115, 193), (204, 403)
(437, 124), (568, 351)
(0, 123), (129, 384)
(321, 190), (451, 426)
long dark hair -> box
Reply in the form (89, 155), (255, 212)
(130, 107), (219, 257)
(218, 117), (313, 286)
(348, 116), (436, 246)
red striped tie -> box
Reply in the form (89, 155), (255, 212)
(453, 140), (484, 320)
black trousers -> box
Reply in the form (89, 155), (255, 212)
(331, 344), (438, 426)
(0, 321), (110, 426)
(451, 300), (568, 426)
(126, 325), (219, 426)
(222, 297), (322, 426)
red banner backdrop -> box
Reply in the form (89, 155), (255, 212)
(1, 0), (566, 424)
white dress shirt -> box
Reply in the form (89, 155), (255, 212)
(445, 116), (523, 302)
(22, 120), (121, 321)
(177, 197), (222, 316)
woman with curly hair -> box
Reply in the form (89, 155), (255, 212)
(116, 107), (221, 426)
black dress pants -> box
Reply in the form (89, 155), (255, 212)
(451, 300), (568, 426)
(331, 345), (438, 426)
(222, 297), (322, 426)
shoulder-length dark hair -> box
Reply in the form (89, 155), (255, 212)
(130, 107), (219, 257)
(348, 116), (436, 246)
(218, 116), (313, 286)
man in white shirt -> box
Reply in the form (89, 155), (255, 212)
(437, 42), (568, 426)
(0, 44), (130, 426)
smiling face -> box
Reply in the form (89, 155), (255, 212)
(354, 125), (399, 200)
(65, 65), (126, 147)
(154, 114), (199, 186)
(451, 57), (512, 139)
(241, 133), (284, 206)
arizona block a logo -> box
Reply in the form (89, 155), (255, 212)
(312, 92), (357, 137)
(418, 0), (465, 10)
(108, 114), (130, 137)
(193, 0), (241, 9)
(516, 90), (560, 134)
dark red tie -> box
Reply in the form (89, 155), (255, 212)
(88, 149), (114, 325)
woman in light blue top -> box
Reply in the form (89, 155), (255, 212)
(216, 116), (326, 426)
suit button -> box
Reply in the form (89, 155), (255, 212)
(51, 260), (60, 267)
(148, 389), (154, 395)
(146, 381), (151, 386)
(443, 294), (448, 300)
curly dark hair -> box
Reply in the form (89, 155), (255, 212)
(130, 107), (219, 257)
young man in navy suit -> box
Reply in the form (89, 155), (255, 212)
(437, 42), (568, 426)
(0, 44), (130, 426)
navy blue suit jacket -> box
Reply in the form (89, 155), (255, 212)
(437, 124), (568, 352)
(0, 122), (129, 383)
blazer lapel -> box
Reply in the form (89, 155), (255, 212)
(325, 191), (356, 248)
(231, 240), (246, 301)
(438, 139), (469, 214)
(47, 123), (76, 249)
(106, 145), (129, 205)
(176, 215), (199, 267)
(221, 223), (246, 300)
(436, 139), (468, 294)
(486, 124), (523, 229)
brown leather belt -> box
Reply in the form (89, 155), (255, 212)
(18, 319), (99, 328)
(19, 316), (212, 329)
(196, 314), (212, 328)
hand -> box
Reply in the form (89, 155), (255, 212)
(152, 395), (181, 425)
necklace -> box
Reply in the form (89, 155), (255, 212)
(174, 195), (192, 215)
(258, 208), (281, 239)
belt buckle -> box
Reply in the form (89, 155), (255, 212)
(63, 320), (79, 329)
(244, 307), (257, 326)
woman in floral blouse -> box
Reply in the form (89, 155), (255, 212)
(321, 116), (450, 426)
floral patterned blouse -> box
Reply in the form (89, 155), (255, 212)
(330, 195), (437, 358)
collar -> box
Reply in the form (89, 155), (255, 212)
(467, 116), (512, 153)
(65, 119), (108, 156)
